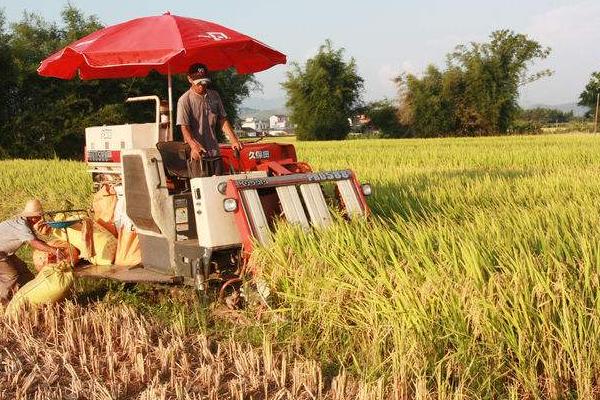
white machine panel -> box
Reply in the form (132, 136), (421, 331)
(276, 186), (309, 228)
(300, 183), (332, 227)
(241, 189), (273, 246)
(86, 123), (158, 174)
(121, 148), (174, 240)
(86, 123), (158, 152)
(190, 172), (268, 248)
(336, 180), (363, 218)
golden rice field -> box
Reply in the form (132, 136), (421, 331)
(2, 133), (600, 399)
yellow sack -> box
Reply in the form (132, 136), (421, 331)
(93, 184), (117, 226)
(6, 263), (73, 314)
(93, 184), (118, 237)
(115, 226), (142, 267)
(54, 221), (117, 266)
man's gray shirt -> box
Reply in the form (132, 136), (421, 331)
(0, 217), (35, 260)
(176, 88), (227, 157)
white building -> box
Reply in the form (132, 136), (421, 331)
(269, 115), (290, 130)
(241, 117), (269, 132)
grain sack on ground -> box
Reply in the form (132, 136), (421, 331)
(6, 262), (73, 314)
(93, 184), (118, 236)
(115, 226), (141, 267)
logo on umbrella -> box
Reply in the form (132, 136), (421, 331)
(199, 32), (230, 41)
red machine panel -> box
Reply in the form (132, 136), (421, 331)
(219, 142), (298, 173)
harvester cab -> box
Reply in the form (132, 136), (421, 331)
(82, 96), (371, 299)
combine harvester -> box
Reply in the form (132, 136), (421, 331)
(80, 101), (371, 298)
(37, 13), (371, 300)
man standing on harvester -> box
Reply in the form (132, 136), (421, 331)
(0, 199), (65, 303)
(177, 63), (243, 174)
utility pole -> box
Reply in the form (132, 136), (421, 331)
(595, 92), (600, 133)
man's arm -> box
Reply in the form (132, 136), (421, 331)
(29, 239), (66, 258)
(181, 125), (205, 160)
(17, 220), (64, 258)
(213, 92), (242, 151)
(219, 117), (242, 151)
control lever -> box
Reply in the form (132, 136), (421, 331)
(233, 147), (241, 174)
(187, 153), (205, 178)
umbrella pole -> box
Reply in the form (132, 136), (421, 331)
(64, 228), (75, 269)
(168, 64), (174, 141)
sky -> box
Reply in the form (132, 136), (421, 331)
(3, 0), (600, 108)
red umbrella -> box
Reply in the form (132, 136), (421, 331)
(37, 12), (287, 136)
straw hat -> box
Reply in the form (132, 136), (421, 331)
(21, 199), (44, 218)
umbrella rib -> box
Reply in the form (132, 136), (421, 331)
(170, 14), (186, 50)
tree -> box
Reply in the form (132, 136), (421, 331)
(578, 72), (600, 118)
(397, 30), (551, 137)
(364, 100), (409, 138)
(283, 40), (363, 141)
(208, 69), (260, 140)
(396, 65), (459, 137)
(0, 11), (17, 157)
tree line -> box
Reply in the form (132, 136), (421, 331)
(1, 5), (598, 158)
(284, 31), (597, 140)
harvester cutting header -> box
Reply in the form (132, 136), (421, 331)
(36, 13), (371, 300)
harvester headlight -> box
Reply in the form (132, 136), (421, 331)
(217, 181), (228, 194)
(361, 183), (372, 196)
(223, 198), (238, 212)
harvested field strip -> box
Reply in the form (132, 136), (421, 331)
(0, 303), (392, 400)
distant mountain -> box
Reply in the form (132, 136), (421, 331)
(239, 106), (288, 120)
(522, 102), (589, 117)
(239, 96), (289, 120)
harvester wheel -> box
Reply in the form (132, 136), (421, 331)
(219, 278), (243, 309)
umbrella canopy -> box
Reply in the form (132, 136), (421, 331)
(38, 12), (286, 79)
(37, 13), (286, 140)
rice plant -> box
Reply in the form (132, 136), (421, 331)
(252, 133), (600, 398)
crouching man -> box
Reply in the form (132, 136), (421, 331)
(0, 199), (65, 303)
